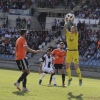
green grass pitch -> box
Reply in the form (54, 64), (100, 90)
(0, 69), (100, 100)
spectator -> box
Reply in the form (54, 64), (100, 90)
(16, 16), (21, 29)
(0, 0), (32, 12)
(52, 19), (56, 31)
(5, 17), (8, 28)
(30, 7), (34, 16)
(77, 20), (82, 31)
(27, 18), (31, 29)
(56, 19), (61, 30)
(21, 17), (26, 29)
(60, 19), (65, 29)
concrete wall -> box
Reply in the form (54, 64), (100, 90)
(45, 17), (100, 30)
(8, 15), (42, 30)
(45, 17), (64, 30)
(0, 60), (100, 78)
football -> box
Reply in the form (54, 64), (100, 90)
(65, 13), (75, 24)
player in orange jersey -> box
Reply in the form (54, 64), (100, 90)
(49, 42), (66, 86)
(14, 29), (41, 92)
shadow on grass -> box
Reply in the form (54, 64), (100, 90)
(41, 84), (54, 87)
(12, 91), (28, 96)
(67, 92), (83, 100)
(41, 84), (67, 88)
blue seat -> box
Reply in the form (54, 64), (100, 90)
(79, 62), (84, 67)
(5, 55), (9, 58)
(0, 54), (2, 59)
(97, 63), (100, 67)
(1, 54), (5, 57)
(92, 60), (96, 63)
(84, 62), (89, 65)
(88, 62), (93, 66)
(92, 62), (97, 67)
(9, 55), (13, 58)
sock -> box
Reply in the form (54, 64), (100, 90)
(22, 77), (27, 88)
(52, 74), (56, 84)
(49, 73), (55, 84)
(17, 72), (28, 83)
(76, 67), (82, 80)
(40, 72), (46, 80)
(66, 67), (71, 80)
(62, 74), (65, 84)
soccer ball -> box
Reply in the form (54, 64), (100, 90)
(64, 13), (75, 31)
(65, 13), (75, 24)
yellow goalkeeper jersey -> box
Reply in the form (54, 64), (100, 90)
(65, 30), (78, 50)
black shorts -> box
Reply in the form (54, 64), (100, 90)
(54, 64), (64, 70)
(16, 58), (29, 70)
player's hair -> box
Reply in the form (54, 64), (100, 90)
(20, 29), (27, 36)
(47, 48), (52, 52)
(60, 42), (64, 45)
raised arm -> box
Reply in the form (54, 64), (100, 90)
(63, 24), (68, 34)
(73, 23), (78, 33)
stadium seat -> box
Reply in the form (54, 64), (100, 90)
(1, 54), (5, 58)
(92, 62), (97, 67)
(79, 61), (84, 66)
(0, 54), (2, 59)
(88, 62), (93, 66)
(5, 55), (9, 58)
(97, 63), (100, 67)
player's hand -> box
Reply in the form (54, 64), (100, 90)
(54, 56), (58, 60)
(36, 50), (42, 53)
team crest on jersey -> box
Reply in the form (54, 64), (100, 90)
(74, 59), (78, 63)
(69, 36), (74, 41)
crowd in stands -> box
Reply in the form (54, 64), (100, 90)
(0, 0), (32, 12)
(38, 0), (81, 9)
(1, 16), (32, 29)
(50, 20), (100, 62)
(16, 16), (31, 29)
(52, 19), (65, 31)
(1, 19), (100, 62)
(0, 26), (61, 58)
(74, 0), (100, 19)
(77, 20), (100, 61)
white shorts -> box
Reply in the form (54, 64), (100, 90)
(42, 67), (54, 73)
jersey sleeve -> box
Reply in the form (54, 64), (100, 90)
(52, 49), (56, 55)
(22, 38), (27, 47)
(40, 55), (46, 62)
(42, 56), (45, 62)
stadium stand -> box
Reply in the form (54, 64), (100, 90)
(37, 0), (81, 9)
(74, 0), (100, 19)
(48, 20), (100, 71)
(0, 0), (32, 12)
(0, 27), (61, 60)
(0, 0), (100, 75)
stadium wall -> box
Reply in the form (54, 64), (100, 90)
(8, 15), (42, 30)
(0, 60), (100, 78)
(45, 17), (99, 30)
